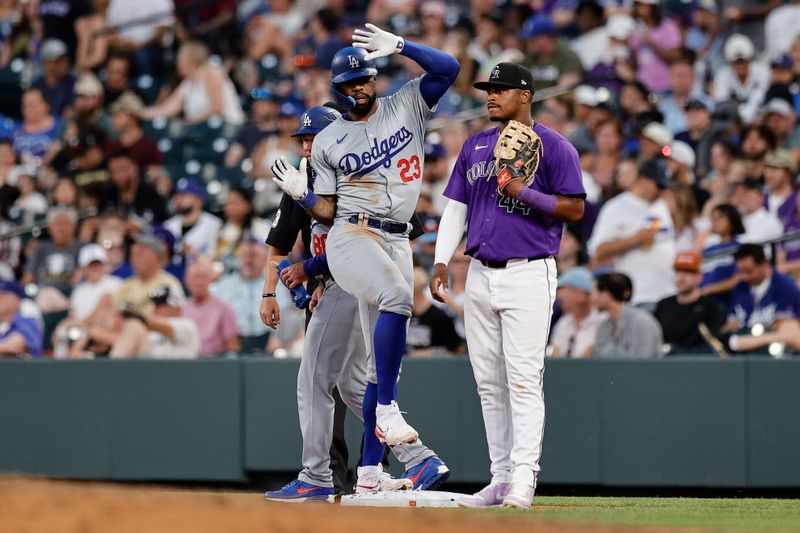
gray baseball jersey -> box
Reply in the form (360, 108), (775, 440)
(312, 77), (433, 224)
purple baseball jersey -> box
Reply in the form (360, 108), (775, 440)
(443, 123), (585, 262)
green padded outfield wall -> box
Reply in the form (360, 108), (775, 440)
(0, 357), (798, 487)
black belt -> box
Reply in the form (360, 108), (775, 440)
(347, 214), (411, 235)
(478, 255), (552, 269)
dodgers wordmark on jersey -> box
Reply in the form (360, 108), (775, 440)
(312, 78), (433, 224)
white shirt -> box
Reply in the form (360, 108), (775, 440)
(571, 26), (609, 70)
(588, 191), (676, 304)
(741, 208), (784, 245)
(142, 317), (200, 359)
(764, 4), (800, 61)
(712, 61), (770, 123)
(107, 0), (174, 46)
(549, 308), (608, 358)
(178, 69), (245, 125)
(70, 275), (122, 320)
(164, 211), (223, 258)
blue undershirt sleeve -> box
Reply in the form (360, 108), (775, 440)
(400, 40), (460, 109)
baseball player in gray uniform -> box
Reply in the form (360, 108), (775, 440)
(264, 104), (449, 502)
(270, 24), (459, 484)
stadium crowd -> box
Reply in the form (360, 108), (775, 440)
(0, 0), (799, 359)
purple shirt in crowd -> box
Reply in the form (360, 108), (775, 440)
(443, 122), (585, 262)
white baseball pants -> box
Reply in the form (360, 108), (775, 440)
(463, 256), (557, 488)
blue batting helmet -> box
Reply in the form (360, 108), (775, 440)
(292, 106), (341, 137)
(330, 46), (378, 85)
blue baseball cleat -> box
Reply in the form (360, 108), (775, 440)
(403, 455), (450, 490)
(264, 479), (334, 503)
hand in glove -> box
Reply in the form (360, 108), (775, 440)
(271, 157), (309, 200)
(352, 23), (404, 61)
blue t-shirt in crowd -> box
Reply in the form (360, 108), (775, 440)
(12, 117), (62, 160)
(701, 240), (740, 287)
(0, 313), (43, 357)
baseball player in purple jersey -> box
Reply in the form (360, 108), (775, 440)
(430, 62), (585, 509)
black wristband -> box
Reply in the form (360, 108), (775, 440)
(262, 293), (277, 298)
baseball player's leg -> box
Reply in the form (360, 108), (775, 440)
(497, 257), (556, 507)
(296, 282), (362, 487)
(458, 259), (513, 507)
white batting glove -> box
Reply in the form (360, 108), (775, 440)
(352, 23), (404, 61)
(271, 157), (309, 200)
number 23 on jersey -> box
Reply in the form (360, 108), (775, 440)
(398, 155), (421, 183)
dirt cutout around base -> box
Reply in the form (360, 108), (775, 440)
(0, 477), (691, 533)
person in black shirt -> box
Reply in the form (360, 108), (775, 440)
(39, 0), (92, 63)
(107, 148), (168, 225)
(654, 251), (726, 354)
(408, 267), (464, 356)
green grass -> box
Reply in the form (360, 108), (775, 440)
(501, 496), (800, 532)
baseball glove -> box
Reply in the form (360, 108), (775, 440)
(494, 120), (542, 195)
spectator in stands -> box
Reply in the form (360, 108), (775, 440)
(685, 0), (725, 84)
(12, 88), (61, 163)
(722, 0), (780, 54)
(105, 0), (173, 78)
(519, 14), (583, 93)
(106, 92), (162, 171)
(75, 0), (110, 71)
(12, 173), (47, 225)
(116, 233), (185, 314)
(763, 149), (798, 228)
(659, 54), (714, 135)
(22, 207), (83, 302)
(110, 285), (200, 359)
(740, 124), (777, 179)
(654, 251), (726, 354)
(713, 34), (770, 124)
(700, 204), (745, 299)
(730, 178), (784, 245)
(723, 244), (800, 354)
(182, 259), (240, 356)
(70, 73), (114, 138)
(68, 244), (121, 320)
(628, 0), (681, 93)
(638, 122), (672, 162)
(107, 148), (167, 224)
(589, 159), (676, 308)
(593, 272), (664, 359)
(213, 185), (269, 269)
(0, 280), (42, 357)
(420, 138), (449, 215)
(224, 88), (280, 169)
(407, 267), (463, 357)
(141, 40), (245, 125)
(38, 0), (91, 63)
(761, 99), (799, 153)
(549, 267), (605, 358)
(765, 55), (796, 106)
(30, 38), (76, 116)
(675, 98), (715, 178)
(212, 237), (271, 353)
(570, 0), (606, 71)
(163, 178), (221, 259)
(101, 53), (137, 107)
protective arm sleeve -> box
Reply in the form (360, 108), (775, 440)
(400, 40), (460, 109)
(303, 253), (331, 278)
(433, 200), (468, 266)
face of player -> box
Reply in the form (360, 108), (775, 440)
(485, 86), (532, 122)
(338, 76), (377, 116)
(736, 257), (769, 286)
(298, 134), (315, 159)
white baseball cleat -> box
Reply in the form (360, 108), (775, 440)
(375, 401), (419, 445)
(502, 482), (535, 509)
(355, 466), (413, 494)
(457, 482), (511, 508)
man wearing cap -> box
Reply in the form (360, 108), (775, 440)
(163, 178), (222, 259)
(22, 207), (84, 302)
(421, 136), (449, 215)
(224, 88), (281, 169)
(639, 122), (673, 162)
(0, 280), (43, 357)
(730, 178), (784, 244)
(713, 34), (770, 123)
(68, 244), (122, 322)
(71, 73), (114, 138)
(115, 233), (186, 315)
(654, 252), (726, 353)
(589, 159), (676, 307)
(110, 285), (200, 359)
(432, 61), (585, 508)
(593, 272), (664, 358)
(763, 149), (798, 227)
(519, 14), (583, 95)
(105, 92), (163, 171)
(762, 99), (799, 152)
(659, 55), (714, 135)
(549, 267), (606, 358)
(31, 39), (77, 117)
(675, 98), (715, 177)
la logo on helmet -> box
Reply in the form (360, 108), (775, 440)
(303, 114), (312, 127)
(349, 55), (360, 69)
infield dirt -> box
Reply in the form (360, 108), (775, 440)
(0, 477), (707, 533)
